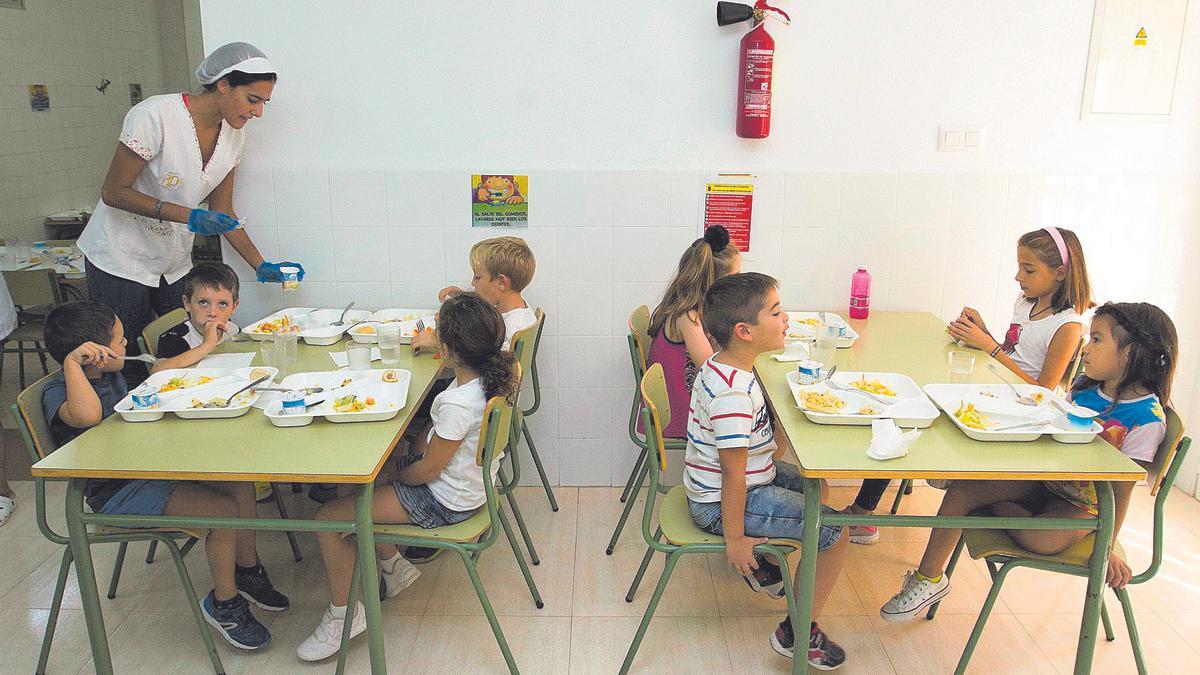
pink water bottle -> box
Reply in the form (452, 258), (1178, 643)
(849, 266), (871, 319)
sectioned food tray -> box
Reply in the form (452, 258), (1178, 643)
(923, 383), (1101, 444)
(244, 307), (373, 346)
(263, 369), (411, 427)
(784, 311), (859, 348)
(348, 308), (438, 344)
(113, 367), (277, 422)
(787, 370), (939, 427)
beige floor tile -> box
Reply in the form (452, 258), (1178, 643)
(708, 552), (866, 617)
(79, 608), (278, 675)
(1154, 612), (1200, 653)
(424, 487), (577, 616)
(845, 541), (1011, 618)
(1165, 488), (1200, 539)
(0, 603), (119, 675)
(1117, 528), (1200, 614)
(1015, 610), (1200, 674)
(405, 614), (572, 674)
(871, 613), (1055, 674)
(569, 615), (732, 674)
(241, 610), (421, 674)
(0, 479), (67, 542)
(0, 535), (60, 598)
(829, 484), (939, 544)
(722, 614), (895, 674)
(573, 488), (718, 617)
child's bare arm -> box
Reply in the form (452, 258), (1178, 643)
(150, 321), (225, 373)
(718, 447), (767, 575)
(397, 433), (462, 485)
(58, 344), (114, 428)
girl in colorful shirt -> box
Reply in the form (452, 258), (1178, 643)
(880, 302), (1178, 622)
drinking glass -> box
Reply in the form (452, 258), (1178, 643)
(947, 350), (976, 383)
(273, 332), (299, 375)
(347, 342), (373, 370)
(377, 325), (403, 366)
(810, 325), (838, 366)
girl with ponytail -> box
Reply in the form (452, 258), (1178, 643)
(645, 225), (741, 438)
(302, 292), (516, 661)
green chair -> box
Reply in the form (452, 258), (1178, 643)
(607, 306), (686, 554)
(334, 390), (525, 674)
(500, 315), (551, 570)
(13, 374), (226, 675)
(509, 308), (558, 512)
(619, 364), (802, 674)
(1, 269), (62, 389)
(937, 408), (1190, 675)
(138, 307), (303, 565)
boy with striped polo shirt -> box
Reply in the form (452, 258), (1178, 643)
(685, 272), (848, 670)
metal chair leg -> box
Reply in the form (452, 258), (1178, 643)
(954, 561), (1014, 674)
(620, 551), (680, 674)
(521, 422), (558, 512)
(498, 504), (544, 608)
(36, 341), (49, 374)
(107, 542), (128, 599)
(625, 526), (662, 602)
(460, 548), (519, 674)
(926, 535), (966, 620)
(619, 446), (647, 504)
(504, 488), (540, 565)
(37, 548), (74, 674)
(270, 482), (303, 562)
(1115, 587), (1147, 675)
(890, 478), (913, 514)
(179, 537), (198, 557)
(18, 341), (27, 390)
(1100, 596), (1115, 641)
(145, 539), (158, 564)
(607, 459), (649, 555)
(335, 551), (363, 675)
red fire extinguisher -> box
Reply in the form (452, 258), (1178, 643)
(717, 1), (791, 139)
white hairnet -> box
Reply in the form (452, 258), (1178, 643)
(195, 42), (276, 85)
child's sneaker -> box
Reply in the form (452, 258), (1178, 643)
(879, 570), (950, 622)
(926, 479), (952, 490)
(308, 483), (339, 504)
(403, 545), (442, 564)
(297, 602), (365, 662)
(741, 554), (786, 599)
(254, 482), (273, 502)
(201, 590), (271, 650)
(236, 563), (290, 612)
(848, 524), (880, 545)
(379, 553), (421, 600)
(770, 617), (846, 670)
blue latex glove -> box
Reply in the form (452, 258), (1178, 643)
(187, 209), (240, 235)
(256, 261), (306, 283)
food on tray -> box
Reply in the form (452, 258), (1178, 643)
(980, 391), (998, 398)
(795, 318), (823, 327)
(801, 391), (845, 414)
(381, 370), (399, 383)
(849, 378), (897, 397)
(254, 315), (299, 334)
(1031, 391), (1046, 404)
(190, 397), (227, 409)
(158, 375), (213, 393)
(857, 405), (880, 416)
(332, 395), (376, 413)
(954, 402), (990, 430)
(249, 368), (272, 380)
(341, 378), (353, 387)
(354, 325), (377, 334)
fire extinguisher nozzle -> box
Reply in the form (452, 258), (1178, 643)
(716, 1), (755, 26)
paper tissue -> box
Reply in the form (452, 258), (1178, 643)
(866, 419), (922, 460)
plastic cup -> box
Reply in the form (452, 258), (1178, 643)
(377, 324), (403, 366)
(810, 325), (838, 366)
(347, 342), (373, 370)
(947, 351), (976, 382)
(273, 332), (298, 375)
(280, 266), (300, 291)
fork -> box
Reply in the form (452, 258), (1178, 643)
(826, 376), (896, 406)
(986, 364), (1040, 406)
(218, 375), (271, 408)
(122, 353), (159, 364)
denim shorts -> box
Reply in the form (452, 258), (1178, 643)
(98, 480), (179, 516)
(393, 482), (477, 529)
(688, 462), (843, 551)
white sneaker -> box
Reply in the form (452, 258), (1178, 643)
(879, 571), (951, 622)
(0, 495), (15, 527)
(926, 479), (952, 490)
(379, 554), (421, 599)
(297, 603), (365, 662)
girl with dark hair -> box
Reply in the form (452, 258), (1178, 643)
(880, 302), (1177, 623)
(645, 225), (741, 438)
(78, 41), (303, 385)
(300, 292), (517, 662)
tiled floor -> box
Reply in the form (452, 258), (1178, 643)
(2, 481), (1199, 674)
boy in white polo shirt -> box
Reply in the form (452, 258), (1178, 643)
(686, 272), (848, 670)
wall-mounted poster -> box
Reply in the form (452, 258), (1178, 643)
(471, 174), (528, 228)
(28, 84), (48, 111)
(700, 175), (755, 254)
(129, 83), (143, 106)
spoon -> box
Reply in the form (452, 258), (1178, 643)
(330, 302), (356, 327)
(825, 373), (897, 406)
(218, 375), (271, 408)
(986, 364), (1040, 407)
(1050, 397), (1099, 419)
(255, 386), (324, 395)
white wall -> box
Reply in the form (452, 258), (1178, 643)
(0, 0), (192, 242)
(202, 1), (1200, 491)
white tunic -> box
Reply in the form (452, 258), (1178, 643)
(0, 275), (17, 340)
(78, 94), (245, 287)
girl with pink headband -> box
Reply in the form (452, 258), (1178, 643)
(948, 226), (1095, 388)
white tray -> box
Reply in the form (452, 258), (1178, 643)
(244, 307), (374, 346)
(263, 369), (411, 427)
(787, 370), (940, 427)
(114, 367), (277, 422)
(923, 383), (1101, 443)
(348, 308), (438, 344)
(784, 311), (859, 348)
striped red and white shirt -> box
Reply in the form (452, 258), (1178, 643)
(683, 356), (777, 503)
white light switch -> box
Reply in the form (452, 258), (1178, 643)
(938, 126), (983, 152)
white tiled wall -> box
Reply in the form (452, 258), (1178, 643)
(227, 170), (1200, 489)
(0, 0), (193, 242)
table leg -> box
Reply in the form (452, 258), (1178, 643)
(354, 483), (387, 673)
(1073, 481), (1115, 675)
(66, 479), (113, 673)
(793, 478), (823, 675)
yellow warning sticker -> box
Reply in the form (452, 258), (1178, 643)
(1134, 26), (1148, 47)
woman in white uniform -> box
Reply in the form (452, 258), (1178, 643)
(78, 42), (303, 382)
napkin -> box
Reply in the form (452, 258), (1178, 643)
(196, 352), (255, 370)
(771, 342), (811, 362)
(866, 419), (922, 461)
(329, 347), (381, 368)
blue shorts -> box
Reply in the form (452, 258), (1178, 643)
(97, 480), (179, 516)
(393, 482), (477, 529)
(688, 461), (843, 551)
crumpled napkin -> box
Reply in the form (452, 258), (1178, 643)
(329, 347), (381, 368)
(866, 419), (922, 460)
(771, 342), (811, 362)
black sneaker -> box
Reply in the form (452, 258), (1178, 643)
(236, 564), (290, 612)
(201, 590), (272, 650)
(770, 618), (846, 670)
(402, 545), (442, 564)
(742, 554), (786, 599)
(308, 484), (339, 504)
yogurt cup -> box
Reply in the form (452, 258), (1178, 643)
(280, 266), (300, 291)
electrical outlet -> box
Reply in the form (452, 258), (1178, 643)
(938, 126), (984, 152)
